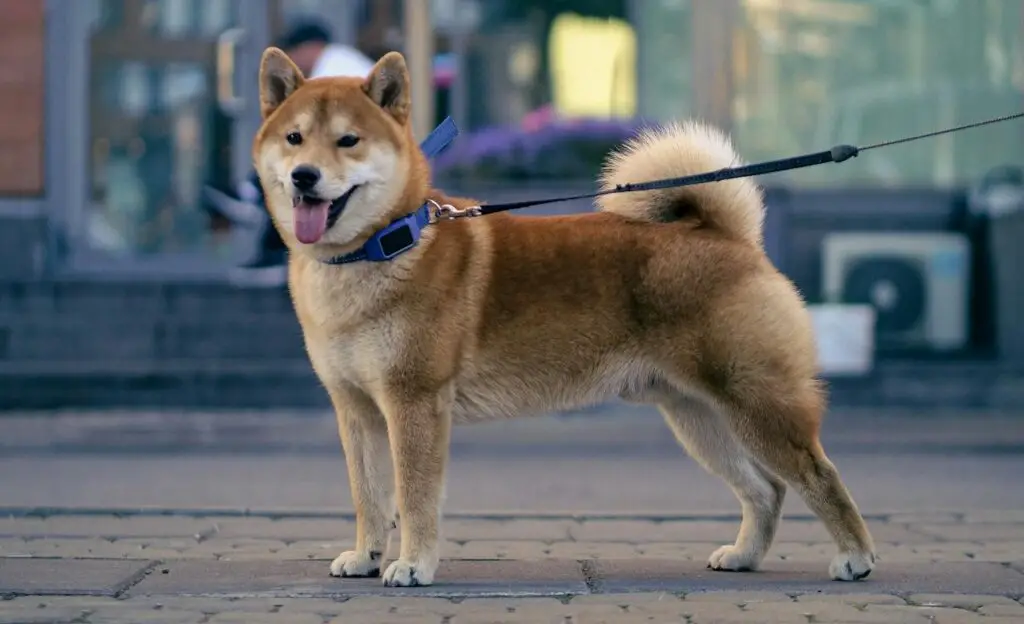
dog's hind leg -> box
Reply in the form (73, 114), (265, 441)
(721, 383), (877, 581)
(658, 394), (786, 572)
(328, 386), (395, 578)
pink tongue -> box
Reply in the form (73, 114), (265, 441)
(293, 200), (329, 244)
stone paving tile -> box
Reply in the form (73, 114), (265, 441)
(569, 520), (928, 544)
(964, 510), (1024, 523)
(913, 523), (1024, 541)
(887, 512), (964, 524)
(978, 602), (1024, 617)
(0, 604), (94, 624)
(85, 608), (207, 624)
(0, 558), (153, 596)
(441, 519), (575, 542)
(678, 603), (770, 623)
(0, 516), (214, 539)
(0, 596), (125, 624)
(179, 537), (293, 560)
(741, 600), (879, 621)
(455, 539), (551, 560)
(908, 593), (1023, 609)
(864, 604), (994, 623)
(211, 518), (356, 540)
(631, 541), (719, 560)
(450, 597), (651, 622)
(126, 559), (589, 598)
(795, 593), (909, 606)
(271, 539), (353, 560)
(205, 613), (324, 624)
(111, 537), (199, 559)
(118, 596), (345, 615)
(875, 542), (1000, 564)
(542, 540), (640, 559)
(963, 541), (1024, 562)
(688, 591), (797, 604)
(332, 596), (459, 616)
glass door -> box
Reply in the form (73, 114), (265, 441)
(55, 0), (271, 276)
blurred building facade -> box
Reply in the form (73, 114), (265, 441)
(1, 0), (1020, 269)
(0, 0), (1022, 408)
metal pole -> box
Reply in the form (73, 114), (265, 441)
(691, 0), (737, 134)
(450, 22), (468, 131)
(403, 0), (434, 141)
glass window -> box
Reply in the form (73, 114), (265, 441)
(633, 0), (694, 123)
(732, 0), (1024, 188)
(85, 0), (240, 256)
(429, 0), (651, 184)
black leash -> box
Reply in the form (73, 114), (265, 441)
(435, 111), (1024, 220)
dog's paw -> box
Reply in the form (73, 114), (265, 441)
(382, 558), (435, 587)
(829, 551), (875, 581)
(329, 550), (382, 578)
(707, 544), (760, 572)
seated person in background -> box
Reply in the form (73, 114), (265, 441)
(205, 18), (375, 286)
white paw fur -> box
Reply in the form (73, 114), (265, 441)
(329, 550), (382, 577)
(707, 544), (760, 572)
(829, 551), (875, 581)
(382, 558), (435, 587)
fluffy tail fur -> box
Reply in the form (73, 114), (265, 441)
(597, 121), (765, 247)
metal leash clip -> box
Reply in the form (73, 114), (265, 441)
(428, 199), (483, 221)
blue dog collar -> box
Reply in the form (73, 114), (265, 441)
(322, 203), (432, 265)
(321, 117), (459, 266)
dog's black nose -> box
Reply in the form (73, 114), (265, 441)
(290, 165), (321, 191)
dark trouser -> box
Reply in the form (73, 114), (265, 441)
(244, 168), (288, 255)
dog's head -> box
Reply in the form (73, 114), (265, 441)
(252, 48), (428, 250)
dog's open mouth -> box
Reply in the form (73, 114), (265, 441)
(291, 185), (360, 244)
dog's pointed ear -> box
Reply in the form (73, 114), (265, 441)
(363, 52), (411, 124)
(259, 47), (305, 119)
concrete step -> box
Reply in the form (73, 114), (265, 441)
(0, 358), (328, 409)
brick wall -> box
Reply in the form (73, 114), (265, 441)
(0, 0), (45, 196)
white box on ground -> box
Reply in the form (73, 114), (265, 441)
(808, 303), (875, 376)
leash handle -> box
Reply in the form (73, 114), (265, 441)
(420, 116), (459, 160)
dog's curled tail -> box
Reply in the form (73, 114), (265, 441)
(597, 121), (765, 247)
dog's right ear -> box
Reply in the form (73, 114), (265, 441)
(363, 52), (411, 125)
(259, 47), (305, 119)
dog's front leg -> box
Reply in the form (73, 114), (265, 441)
(379, 392), (452, 587)
(328, 387), (395, 578)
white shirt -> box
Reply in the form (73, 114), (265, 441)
(310, 44), (376, 79)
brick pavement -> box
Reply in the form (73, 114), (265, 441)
(1, 510), (1023, 623)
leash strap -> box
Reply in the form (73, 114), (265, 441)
(463, 112), (1024, 218)
(475, 146), (858, 216)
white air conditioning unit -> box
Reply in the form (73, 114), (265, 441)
(821, 232), (970, 352)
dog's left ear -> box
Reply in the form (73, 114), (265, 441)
(363, 52), (411, 125)
(259, 47), (305, 119)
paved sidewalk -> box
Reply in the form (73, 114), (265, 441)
(2, 510), (1023, 623)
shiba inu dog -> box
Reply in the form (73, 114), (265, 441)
(252, 47), (876, 587)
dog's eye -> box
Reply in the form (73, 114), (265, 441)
(286, 132), (303, 146)
(337, 134), (360, 148)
